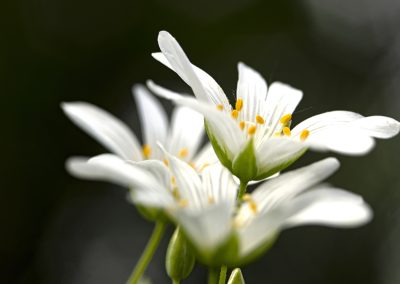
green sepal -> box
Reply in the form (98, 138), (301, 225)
(227, 268), (245, 284)
(205, 120), (233, 171)
(232, 138), (257, 184)
(166, 227), (196, 281)
(254, 148), (307, 181)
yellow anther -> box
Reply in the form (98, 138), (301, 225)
(283, 127), (291, 137)
(142, 144), (151, 158)
(248, 125), (257, 135)
(208, 196), (215, 204)
(242, 194), (252, 202)
(178, 199), (188, 208)
(216, 104), (224, 111)
(239, 121), (246, 130)
(274, 132), (281, 137)
(235, 98), (243, 111)
(300, 129), (310, 141)
(242, 194), (258, 213)
(280, 114), (292, 124)
(163, 159), (169, 167)
(171, 176), (176, 185)
(256, 115), (265, 124)
(178, 148), (189, 158)
(172, 187), (180, 200)
(199, 163), (209, 172)
(231, 109), (239, 119)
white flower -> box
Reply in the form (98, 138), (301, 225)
(148, 31), (400, 182)
(62, 84), (216, 178)
(82, 151), (371, 266)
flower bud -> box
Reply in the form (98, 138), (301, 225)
(166, 227), (195, 281)
(227, 268), (245, 284)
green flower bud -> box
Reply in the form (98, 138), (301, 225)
(166, 227), (195, 281)
(227, 268), (245, 284)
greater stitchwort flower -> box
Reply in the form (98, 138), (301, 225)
(62, 84), (216, 179)
(148, 31), (400, 183)
(80, 150), (371, 267)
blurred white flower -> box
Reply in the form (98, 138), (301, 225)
(82, 151), (371, 266)
(148, 31), (400, 182)
(62, 84), (216, 179)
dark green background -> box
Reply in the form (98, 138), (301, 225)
(2, 0), (400, 283)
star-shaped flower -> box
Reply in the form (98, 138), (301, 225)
(148, 31), (400, 183)
(82, 151), (371, 267)
(62, 84), (216, 179)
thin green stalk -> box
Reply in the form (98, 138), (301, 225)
(126, 221), (167, 284)
(208, 267), (219, 284)
(218, 265), (227, 284)
(237, 181), (248, 201)
(172, 280), (180, 284)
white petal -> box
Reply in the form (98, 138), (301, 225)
(291, 111), (375, 155)
(167, 106), (204, 161)
(127, 159), (171, 191)
(201, 163), (238, 207)
(263, 82), (303, 136)
(66, 156), (105, 180)
(349, 115), (400, 139)
(303, 125), (375, 155)
(192, 143), (219, 171)
(256, 137), (306, 173)
(236, 62), (268, 122)
(173, 96), (245, 159)
(251, 157), (340, 213)
(283, 187), (372, 228)
(160, 145), (205, 209)
(147, 80), (189, 101)
(291, 111), (364, 135)
(87, 154), (161, 189)
(61, 102), (142, 160)
(132, 85), (168, 159)
(154, 31), (230, 108)
(173, 202), (233, 251)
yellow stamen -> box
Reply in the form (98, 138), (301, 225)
(274, 132), (281, 137)
(283, 127), (291, 136)
(163, 159), (169, 167)
(171, 176), (176, 185)
(172, 187), (180, 200)
(178, 199), (188, 208)
(231, 109), (239, 119)
(239, 121), (245, 130)
(208, 196), (215, 204)
(280, 114), (292, 124)
(235, 98), (243, 111)
(178, 148), (188, 158)
(188, 161), (196, 168)
(216, 104), (224, 111)
(243, 194), (258, 213)
(142, 144), (151, 158)
(300, 129), (310, 141)
(256, 115), (265, 124)
(199, 163), (209, 172)
(248, 125), (257, 135)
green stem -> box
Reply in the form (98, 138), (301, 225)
(208, 267), (219, 284)
(126, 221), (167, 284)
(218, 265), (228, 284)
(172, 280), (180, 284)
(237, 181), (248, 201)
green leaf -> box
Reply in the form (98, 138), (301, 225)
(166, 227), (196, 281)
(232, 138), (257, 183)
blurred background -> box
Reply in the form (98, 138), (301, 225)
(1, 0), (400, 283)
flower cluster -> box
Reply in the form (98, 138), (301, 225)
(62, 31), (400, 283)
